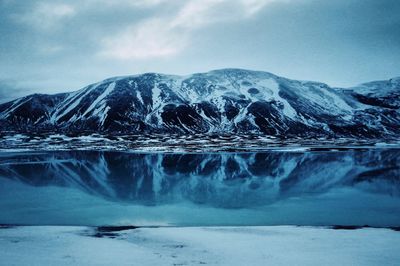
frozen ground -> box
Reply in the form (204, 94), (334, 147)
(1, 133), (400, 152)
(0, 225), (399, 266)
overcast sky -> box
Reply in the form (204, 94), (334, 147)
(0, 0), (400, 101)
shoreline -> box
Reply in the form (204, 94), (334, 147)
(1, 225), (399, 265)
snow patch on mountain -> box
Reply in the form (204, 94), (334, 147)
(83, 82), (115, 117)
(0, 69), (399, 138)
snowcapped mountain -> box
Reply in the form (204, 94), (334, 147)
(0, 69), (399, 138)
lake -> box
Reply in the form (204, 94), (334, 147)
(0, 148), (399, 227)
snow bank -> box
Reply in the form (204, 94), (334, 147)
(0, 226), (399, 265)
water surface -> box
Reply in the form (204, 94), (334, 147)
(0, 149), (399, 227)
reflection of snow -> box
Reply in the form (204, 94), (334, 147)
(0, 149), (399, 211)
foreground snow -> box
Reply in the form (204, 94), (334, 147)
(0, 226), (399, 265)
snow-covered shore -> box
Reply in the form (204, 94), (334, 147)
(0, 226), (399, 266)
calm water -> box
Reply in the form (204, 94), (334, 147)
(0, 149), (399, 227)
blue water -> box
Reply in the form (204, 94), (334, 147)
(0, 149), (399, 227)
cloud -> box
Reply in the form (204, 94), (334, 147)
(83, 0), (169, 8)
(240, 0), (280, 16)
(99, 0), (278, 60)
(1, 0), (399, 93)
(0, 80), (33, 103)
(100, 18), (187, 59)
(12, 2), (75, 31)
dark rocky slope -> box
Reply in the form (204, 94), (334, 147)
(0, 69), (399, 138)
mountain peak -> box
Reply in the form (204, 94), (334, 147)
(0, 68), (399, 138)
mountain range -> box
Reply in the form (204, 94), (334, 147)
(0, 69), (399, 138)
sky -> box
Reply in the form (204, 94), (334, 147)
(0, 0), (400, 102)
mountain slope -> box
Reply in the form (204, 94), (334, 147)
(0, 69), (399, 138)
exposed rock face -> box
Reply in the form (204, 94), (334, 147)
(0, 69), (399, 138)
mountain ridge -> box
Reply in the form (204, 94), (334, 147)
(0, 68), (399, 138)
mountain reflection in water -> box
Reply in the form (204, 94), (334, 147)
(0, 149), (399, 226)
